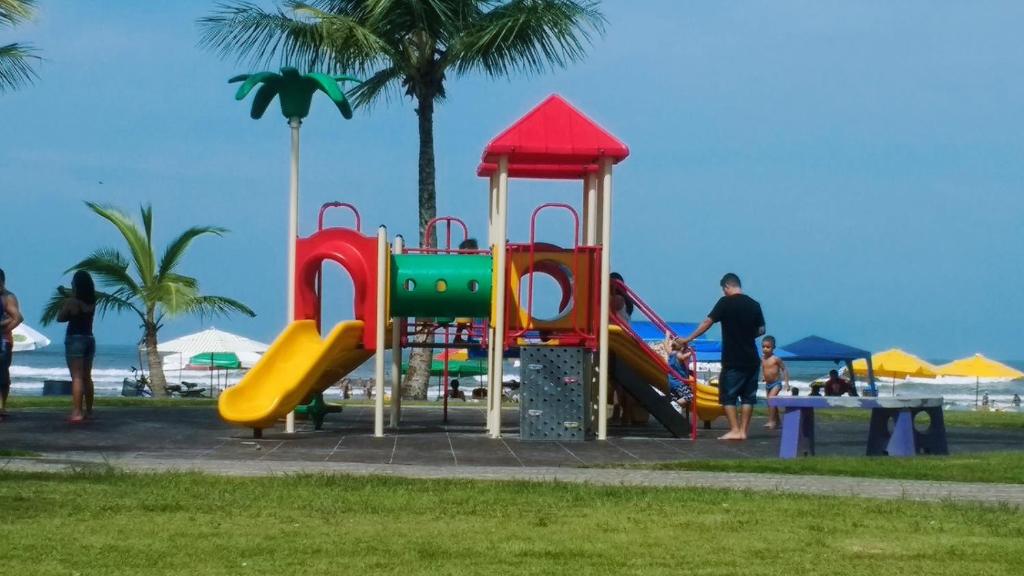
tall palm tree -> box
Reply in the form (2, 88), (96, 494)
(199, 0), (605, 398)
(0, 0), (39, 93)
(41, 203), (255, 396)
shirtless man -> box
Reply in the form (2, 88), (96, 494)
(761, 336), (789, 429)
(1, 268), (25, 419)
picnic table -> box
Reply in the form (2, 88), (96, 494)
(767, 396), (948, 459)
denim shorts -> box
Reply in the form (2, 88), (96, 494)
(65, 335), (96, 360)
(719, 367), (759, 406)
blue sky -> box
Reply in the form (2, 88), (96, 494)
(3, 1), (1022, 361)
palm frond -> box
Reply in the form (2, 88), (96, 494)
(448, 0), (605, 78)
(290, 1), (396, 68)
(0, 42), (39, 92)
(151, 275), (200, 316)
(199, 1), (387, 75)
(140, 203), (154, 248)
(38, 286), (70, 326)
(66, 247), (141, 296)
(158, 273), (200, 292)
(0, 0), (36, 27)
(95, 290), (144, 321)
(363, 0), (458, 47)
(158, 226), (228, 280)
(183, 295), (257, 320)
(39, 287), (141, 326)
(347, 64), (401, 108)
(85, 202), (157, 287)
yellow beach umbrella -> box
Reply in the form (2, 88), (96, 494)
(852, 348), (939, 395)
(937, 354), (1024, 406)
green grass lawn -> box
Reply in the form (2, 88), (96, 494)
(1, 471), (1022, 575)
(0, 449), (40, 458)
(639, 452), (1024, 484)
(811, 407), (1024, 430)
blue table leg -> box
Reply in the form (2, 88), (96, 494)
(886, 410), (916, 456)
(867, 408), (892, 456)
(916, 407), (949, 455)
(779, 407), (814, 458)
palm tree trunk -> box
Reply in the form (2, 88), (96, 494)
(405, 93), (439, 399)
(144, 323), (168, 396)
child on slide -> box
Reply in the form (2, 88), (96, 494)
(666, 338), (694, 414)
(761, 336), (789, 429)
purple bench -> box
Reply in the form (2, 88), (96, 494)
(767, 397), (948, 459)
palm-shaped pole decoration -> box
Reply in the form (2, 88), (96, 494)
(229, 66), (360, 326)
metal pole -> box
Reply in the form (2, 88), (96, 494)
(390, 235), (404, 428)
(443, 324), (450, 422)
(597, 158), (613, 440)
(285, 116), (301, 434)
(374, 226), (388, 437)
(585, 173), (598, 245)
(490, 156), (510, 438)
(487, 173), (498, 433)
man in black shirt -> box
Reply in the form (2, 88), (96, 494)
(677, 273), (765, 440)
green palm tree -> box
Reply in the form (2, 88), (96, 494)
(0, 0), (40, 92)
(200, 0), (605, 398)
(229, 66), (358, 331)
(41, 203), (256, 396)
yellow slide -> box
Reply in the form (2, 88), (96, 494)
(219, 320), (373, 429)
(608, 325), (725, 425)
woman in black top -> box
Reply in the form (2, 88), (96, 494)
(58, 271), (96, 423)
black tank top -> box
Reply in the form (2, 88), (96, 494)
(66, 302), (94, 337)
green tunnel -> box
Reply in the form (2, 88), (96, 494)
(389, 254), (493, 319)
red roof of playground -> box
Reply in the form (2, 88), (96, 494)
(476, 162), (599, 180)
(478, 94), (629, 179)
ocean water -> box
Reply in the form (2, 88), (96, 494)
(749, 360), (1024, 412)
(9, 346), (1024, 411)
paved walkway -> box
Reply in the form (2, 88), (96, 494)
(5, 455), (1024, 508)
(3, 405), (1023, 507)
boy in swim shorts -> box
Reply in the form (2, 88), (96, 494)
(761, 335), (789, 429)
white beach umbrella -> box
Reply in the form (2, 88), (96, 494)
(11, 323), (51, 352)
(151, 327), (269, 370)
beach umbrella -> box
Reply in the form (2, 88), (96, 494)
(187, 352), (242, 369)
(153, 327), (268, 371)
(937, 354), (1024, 406)
(402, 359), (488, 377)
(11, 323), (51, 352)
(852, 348), (939, 395)
(188, 352), (243, 395)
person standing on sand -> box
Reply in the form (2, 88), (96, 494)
(57, 271), (97, 423)
(676, 273), (765, 440)
(1, 268), (25, 420)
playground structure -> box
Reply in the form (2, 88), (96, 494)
(218, 95), (725, 440)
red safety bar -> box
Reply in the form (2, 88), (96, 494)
(318, 202), (361, 232)
(314, 202), (363, 328)
(505, 203), (599, 347)
(611, 278), (699, 440)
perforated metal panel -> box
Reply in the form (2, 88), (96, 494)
(520, 347), (595, 441)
